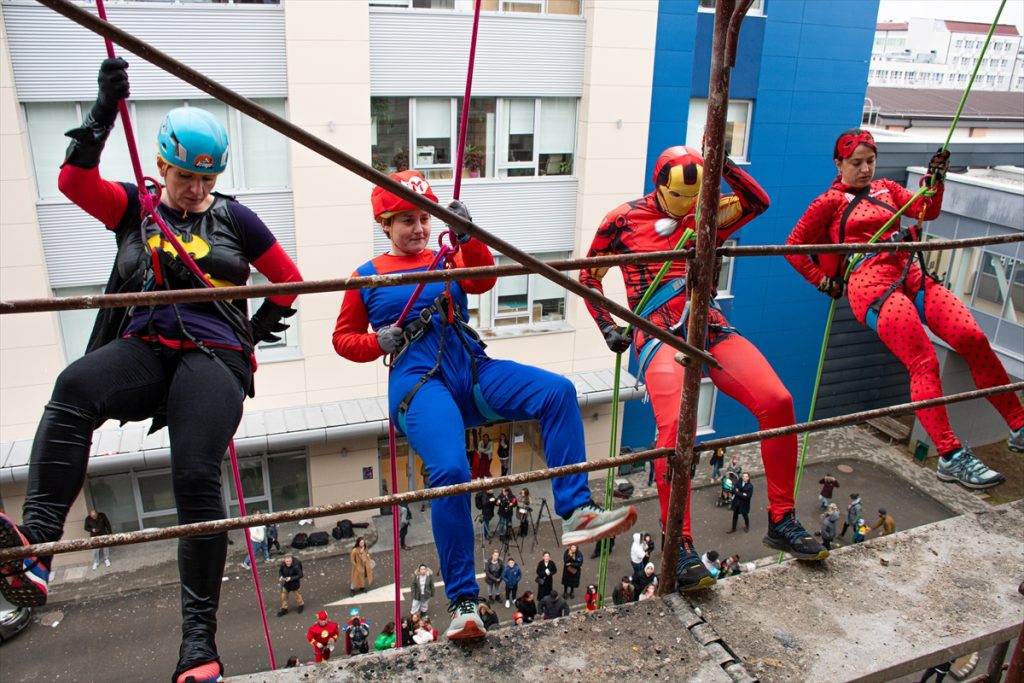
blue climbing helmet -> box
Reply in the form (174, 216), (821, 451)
(157, 107), (229, 174)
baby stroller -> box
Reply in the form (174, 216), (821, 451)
(716, 471), (739, 508)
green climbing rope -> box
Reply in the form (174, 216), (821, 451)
(780, 0), (1007, 564)
(596, 213), (697, 607)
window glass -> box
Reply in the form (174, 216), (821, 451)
(455, 97), (496, 178)
(974, 252), (1022, 323)
(138, 471), (176, 515)
(546, 0), (581, 14)
(371, 97), (411, 173)
(414, 98), (453, 169)
(504, 99), (535, 163)
(501, 0), (542, 13)
(54, 285), (104, 363)
(227, 458), (268, 517)
(531, 270), (566, 322)
(268, 452), (311, 511)
(87, 473), (141, 533)
(25, 102), (79, 199)
(686, 99), (752, 161)
(240, 99), (289, 189)
(538, 98), (576, 176)
(413, 0), (455, 7)
(697, 379), (715, 428)
(716, 239), (736, 295)
(495, 271), (530, 326)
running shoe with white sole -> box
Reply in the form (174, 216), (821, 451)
(560, 500), (638, 547)
(937, 447), (1005, 490)
(445, 596), (486, 641)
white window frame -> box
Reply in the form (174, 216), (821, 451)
(685, 99), (754, 163)
(410, 97), (457, 175)
(248, 272), (302, 362)
(715, 239), (737, 298)
(467, 250), (571, 331)
(495, 98), (540, 178)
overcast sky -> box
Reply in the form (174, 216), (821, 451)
(877, 0), (1024, 32)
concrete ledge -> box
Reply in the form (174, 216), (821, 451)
(690, 499), (1024, 683)
(228, 596), (734, 682)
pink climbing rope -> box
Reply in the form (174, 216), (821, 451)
(384, 0), (483, 646)
(94, 0), (275, 669)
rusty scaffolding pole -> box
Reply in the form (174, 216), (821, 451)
(659, 0), (753, 594)
(1, 234), (1020, 315)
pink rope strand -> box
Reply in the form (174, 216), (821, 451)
(453, 0), (483, 200)
(94, 0), (274, 669)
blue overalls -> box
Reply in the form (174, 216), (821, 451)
(356, 258), (592, 603)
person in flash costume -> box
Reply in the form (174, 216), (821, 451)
(580, 146), (827, 592)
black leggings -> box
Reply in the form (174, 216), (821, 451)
(21, 336), (249, 678)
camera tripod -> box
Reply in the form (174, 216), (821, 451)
(522, 497), (558, 552)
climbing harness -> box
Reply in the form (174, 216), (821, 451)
(781, 0), (1008, 564)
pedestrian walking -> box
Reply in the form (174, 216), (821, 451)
(728, 473), (753, 533)
(306, 610), (340, 663)
(840, 493), (863, 538)
(501, 558), (522, 608)
(536, 552), (557, 601)
(266, 522), (281, 556)
(868, 508), (897, 537)
(350, 536), (373, 595)
(84, 509), (112, 570)
(819, 503), (840, 551)
(398, 503), (412, 550)
(484, 549), (504, 603)
(278, 555), (305, 616)
(497, 434), (511, 477)
(818, 473), (840, 511)
(709, 447), (726, 481)
(410, 564), (434, 616)
(242, 513), (270, 569)
(561, 544), (583, 599)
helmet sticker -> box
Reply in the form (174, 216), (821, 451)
(194, 154), (215, 170)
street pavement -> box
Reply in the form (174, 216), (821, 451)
(0, 456), (956, 682)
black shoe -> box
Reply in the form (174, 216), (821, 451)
(297, 605), (304, 614)
(763, 510), (828, 560)
(676, 537), (715, 592)
(277, 609), (288, 617)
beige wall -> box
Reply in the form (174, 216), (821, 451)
(570, 0), (659, 372)
(0, 14), (65, 442)
(308, 435), (380, 528)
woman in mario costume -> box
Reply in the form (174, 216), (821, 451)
(580, 146), (828, 594)
(0, 59), (302, 683)
(333, 170), (637, 641)
(785, 129), (1024, 490)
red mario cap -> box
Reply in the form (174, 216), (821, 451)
(371, 170), (438, 222)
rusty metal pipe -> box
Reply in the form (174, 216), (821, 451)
(2, 235), (1018, 315)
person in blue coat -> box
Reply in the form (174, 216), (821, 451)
(333, 171), (637, 640)
(501, 558), (523, 608)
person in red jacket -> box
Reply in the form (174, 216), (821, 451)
(333, 170), (637, 640)
(307, 610), (340, 662)
(580, 146), (827, 594)
(0, 59), (302, 683)
(785, 129), (1024, 490)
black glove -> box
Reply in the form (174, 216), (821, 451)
(376, 325), (407, 355)
(93, 57), (130, 126)
(154, 247), (197, 289)
(817, 275), (844, 300)
(445, 200), (473, 244)
(250, 299), (297, 344)
(601, 325), (631, 354)
(926, 148), (951, 185)
(62, 59), (130, 168)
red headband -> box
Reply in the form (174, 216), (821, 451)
(836, 131), (876, 159)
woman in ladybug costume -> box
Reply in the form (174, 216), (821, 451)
(0, 59), (303, 683)
(785, 129), (1024, 489)
(580, 146), (827, 594)
(333, 170), (637, 640)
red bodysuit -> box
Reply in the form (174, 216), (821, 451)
(581, 161), (800, 536)
(786, 177), (1024, 454)
(307, 620), (340, 662)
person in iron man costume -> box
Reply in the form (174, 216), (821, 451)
(580, 146), (828, 592)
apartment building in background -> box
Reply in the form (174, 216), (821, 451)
(870, 18), (1024, 91)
